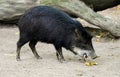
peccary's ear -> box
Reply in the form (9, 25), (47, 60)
(75, 28), (84, 40)
(75, 29), (80, 37)
(75, 29), (78, 34)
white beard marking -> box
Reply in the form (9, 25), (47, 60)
(73, 47), (91, 57)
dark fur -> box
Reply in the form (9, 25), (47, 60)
(17, 6), (94, 62)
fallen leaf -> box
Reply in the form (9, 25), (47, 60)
(95, 36), (101, 42)
(91, 62), (98, 65)
(85, 61), (98, 66)
(85, 62), (92, 66)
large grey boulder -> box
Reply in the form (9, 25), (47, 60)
(0, 0), (120, 37)
(0, 0), (41, 23)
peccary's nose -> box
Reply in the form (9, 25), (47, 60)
(91, 53), (98, 59)
(92, 56), (98, 59)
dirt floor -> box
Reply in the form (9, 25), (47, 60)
(0, 26), (120, 77)
(0, 5), (120, 77)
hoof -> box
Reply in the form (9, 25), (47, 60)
(61, 60), (67, 63)
(59, 59), (66, 63)
(16, 58), (21, 61)
(36, 56), (42, 59)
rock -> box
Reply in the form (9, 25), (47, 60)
(0, 0), (40, 23)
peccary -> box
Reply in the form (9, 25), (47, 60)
(16, 6), (97, 62)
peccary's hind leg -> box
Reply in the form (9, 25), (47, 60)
(29, 40), (42, 59)
(16, 37), (29, 61)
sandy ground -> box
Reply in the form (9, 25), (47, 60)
(0, 26), (120, 77)
(0, 5), (120, 77)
